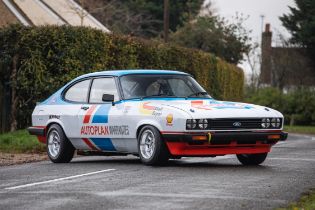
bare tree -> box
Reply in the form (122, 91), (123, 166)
(245, 42), (261, 89)
(76, 0), (162, 37)
(67, 0), (89, 26)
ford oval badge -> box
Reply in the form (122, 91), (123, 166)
(233, 122), (242, 127)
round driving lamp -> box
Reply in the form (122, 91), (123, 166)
(198, 119), (208, 129)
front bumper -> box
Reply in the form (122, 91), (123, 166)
(162, 131), (288, 144)
(162, 131), (288, 156)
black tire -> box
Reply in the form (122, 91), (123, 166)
(46, 124), (75, 163)
(138, 125), (169, 166)
(236, 153), (268, 165)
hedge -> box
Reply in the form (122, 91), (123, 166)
(245, 87), (315, 125)
(0, 25), (244, 130)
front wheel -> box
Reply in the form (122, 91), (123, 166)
(138, 125), (169, 165)
(236, 153), (268, 165)
(47, 124), (75, 163)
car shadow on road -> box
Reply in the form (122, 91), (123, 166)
(69, 156), (270, 170)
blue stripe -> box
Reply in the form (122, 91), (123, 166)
(90, 138), (116, 151)
(92, 104), (111, 123)
(115, 97), (214, 104)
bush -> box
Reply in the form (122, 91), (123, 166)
(0, 25), (244, 130)
(245, 87), (315, 125)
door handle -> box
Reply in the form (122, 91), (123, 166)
(81, 106), (89, 111)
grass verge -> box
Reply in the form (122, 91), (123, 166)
(277, 189), (315, 210)
(284, 125), (315, 135)
(0, 130), (45, 153)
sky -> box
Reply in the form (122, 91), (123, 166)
(207, 0), (296, 78)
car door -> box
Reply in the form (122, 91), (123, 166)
(77, 77), (128, 152)
(62, 78), (91, 139)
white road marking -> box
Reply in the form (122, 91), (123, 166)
(268, 157), (315, 162)
(95, 191), (287, 204)
(289, 133), (315, 139)
(214, 155), (235, 160)
(5, 169), (116, 190)
(180, 155), (235, 164)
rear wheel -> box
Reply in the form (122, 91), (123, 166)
(236, 153), (268, 165)
(47, 124), (75, 163)
(138, 125), (169, 165)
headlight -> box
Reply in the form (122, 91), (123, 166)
(262, 118), (281, 128)
(271, 118), (281, 128)
(198, 119), (208, 129)
(276, 118), (281, 127)
(186, 119), (197, 129)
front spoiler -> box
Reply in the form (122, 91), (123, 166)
(162, 131), (288, 156)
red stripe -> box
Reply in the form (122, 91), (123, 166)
(82, 138), (99, 150)
(161, 131), (212, 135)
(143, 102), (155, 110)
(191, 101), (203, 107)
(83, 105), (97, 124)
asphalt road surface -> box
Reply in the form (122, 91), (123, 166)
(1, 134), (315, 210)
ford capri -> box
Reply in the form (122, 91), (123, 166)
(28, 70), (287, 165)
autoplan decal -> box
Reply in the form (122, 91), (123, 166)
(81, 105), (129, 136)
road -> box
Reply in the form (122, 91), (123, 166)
(1, 134), (315, 210)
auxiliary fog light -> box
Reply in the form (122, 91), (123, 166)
(262, 118), (270, 128)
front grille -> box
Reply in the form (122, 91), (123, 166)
(186, 118), (283, 130)
(209, 118), (265, 130)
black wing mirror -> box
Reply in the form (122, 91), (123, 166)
(102, 94), (115, 105)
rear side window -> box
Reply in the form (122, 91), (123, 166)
(89, 77), (118, 103)
(64, 79), (90, 103)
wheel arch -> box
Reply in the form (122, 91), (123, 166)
(136, 121), (163, 139)
(46, 120), (68, 138)
(137, 124), (159, 139)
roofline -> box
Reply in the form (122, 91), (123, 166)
(3, 0), (30, 26)
(79, 69), (189, 78)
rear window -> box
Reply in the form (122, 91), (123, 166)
(64, 79), (90, 102)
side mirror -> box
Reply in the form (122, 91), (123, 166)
(102, 94), (115, 105)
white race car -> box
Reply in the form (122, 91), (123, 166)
(28, 70), (287, 165)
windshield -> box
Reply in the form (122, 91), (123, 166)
(119, 74), (211, 100)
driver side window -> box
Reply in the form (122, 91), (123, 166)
(89, 77), (119, 103)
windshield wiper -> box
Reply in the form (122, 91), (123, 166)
(141, 93), (175, 100)
(186, 91), (209, 98)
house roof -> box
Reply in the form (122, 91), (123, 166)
(1, 0), (110, 32)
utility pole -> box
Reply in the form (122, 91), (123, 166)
(164, 0), (169, 43)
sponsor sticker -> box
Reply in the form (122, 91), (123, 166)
(166, 114), (173, 126)
(139, 102), (163, 116)
(49, 115), (60, 119)
(81, 125), (129, 136)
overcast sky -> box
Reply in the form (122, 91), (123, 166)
(207, 0), (296, 77)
